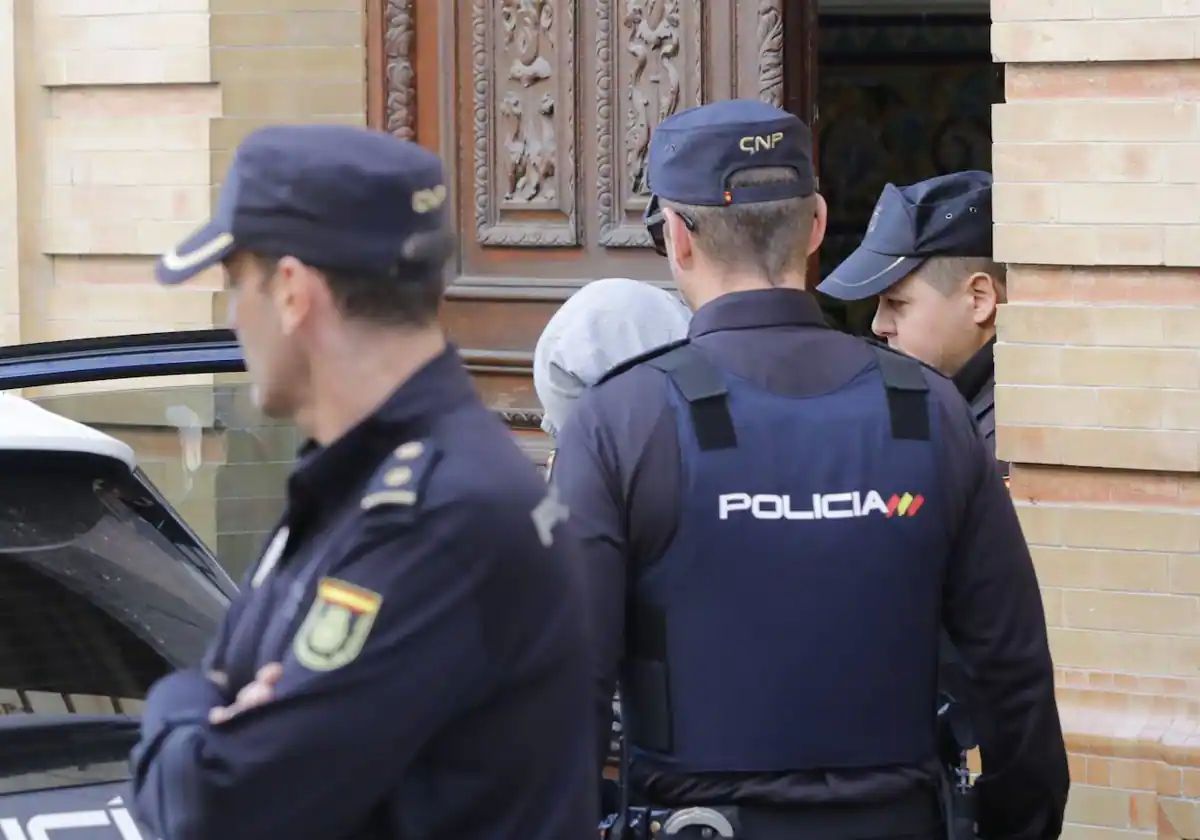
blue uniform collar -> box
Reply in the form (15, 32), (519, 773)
(688, 288), (829, 338)
(287, 345), (475, 519)
(952, 336), (995, 404)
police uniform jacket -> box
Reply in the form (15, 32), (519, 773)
(130, 348), (597, 840)
(552, 288), (1068, 839)
(953, 337), (1006, 477)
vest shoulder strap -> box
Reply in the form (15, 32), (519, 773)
(595, 338), (690, 386)
(645, 345), (738, 451)
(868, 341), (931, 442)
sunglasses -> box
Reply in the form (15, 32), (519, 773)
(643, 194), (698, 257)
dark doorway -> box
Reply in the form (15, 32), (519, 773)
(809, 1), (1002, 335)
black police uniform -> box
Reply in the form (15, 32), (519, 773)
(553, 102), (1068, 839)
(953, 336), (1001, 468)
(129, 125), (596, 840)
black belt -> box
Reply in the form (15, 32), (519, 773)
(603, 787), (942, 839)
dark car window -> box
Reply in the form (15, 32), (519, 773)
(0, 347), (298, 806)
(0, 450), (232, 795)
(29, 374), (301, 582)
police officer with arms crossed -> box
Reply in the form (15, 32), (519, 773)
(128, 125), (596, 840)
(552, 100), (1069, 839)
(819, 171), (1007, 475)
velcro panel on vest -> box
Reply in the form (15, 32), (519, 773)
(647, 346), (737, 451)
(872, 346), (930, 441)
(625, 602), (672, 753)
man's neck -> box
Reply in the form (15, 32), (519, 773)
(954, 327), (997, 373)
(688, 270), (806, 309)
(298, 325), (447, 446)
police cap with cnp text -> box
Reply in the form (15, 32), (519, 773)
(155, 124), (452, 285)
(818, 170), (993, 302)
(647, 99), (816, 206)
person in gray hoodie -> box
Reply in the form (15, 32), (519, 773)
(534, 276), (692, 444)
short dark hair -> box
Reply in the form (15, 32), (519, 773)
(252, 254), (446, 327)
(919, 256), (1007, 304)
(664, 167), (816, 284)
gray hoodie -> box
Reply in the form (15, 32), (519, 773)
(534, 277), (692, 438)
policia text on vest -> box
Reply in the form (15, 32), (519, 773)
(718, 490), (924, 521)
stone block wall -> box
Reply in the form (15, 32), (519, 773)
(993, 1), (1200, 836)
(209, 0), (366, 187)
(29, 0), (222, 341)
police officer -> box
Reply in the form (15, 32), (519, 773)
(820, 172), (1010, 835)
(129, 125), (596, 839)
(552, 100), (1068, 839)
(818, 171), (1007, 474)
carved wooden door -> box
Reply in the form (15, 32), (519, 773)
(368, 1), (813, 463)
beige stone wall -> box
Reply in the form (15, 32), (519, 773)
(994, 1), (1200, 836)
(210, 0), (366, 182)
(28, 0), (222, 339)
(8, 0), (367, 340)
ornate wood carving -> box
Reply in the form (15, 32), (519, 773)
(597, 0), (703, 248)
(473, 0), (578, 247)
(757, 0), (785, 107)
(384, 0), (416, 140)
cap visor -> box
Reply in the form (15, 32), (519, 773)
(817, 248), (923, 301)
(155, 221), (237, 285)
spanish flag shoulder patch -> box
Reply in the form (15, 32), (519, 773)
(293, 577), (383, 672)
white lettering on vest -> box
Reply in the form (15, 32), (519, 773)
(751, 495), (783, 520)
(821, 492), (856, 520)
(718, 490), (919, 522)
(719, 493), (752, 520)
(861, 490), (890, 516)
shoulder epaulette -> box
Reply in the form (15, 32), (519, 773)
(595, 338), (690, 386)
(360, 437), (440, 513)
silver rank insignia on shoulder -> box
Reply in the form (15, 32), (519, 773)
(293, 577), (383, 672)
(531, 484), (570, 548)
(361, 438), (437, 511)
(251, 525), (290, 588)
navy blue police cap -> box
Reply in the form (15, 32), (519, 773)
(647, 99), (816, 206)
(156, 124), (451, 285)
(817, 170), (993, 301)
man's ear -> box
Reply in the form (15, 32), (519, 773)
(663, 206), (694, 271)
(808, 193), (828, 257)
(966, 271), (1000, 326)
(271, 256), (316, 334)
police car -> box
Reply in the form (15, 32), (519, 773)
(0, 333), (239, 839)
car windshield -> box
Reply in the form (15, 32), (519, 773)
(0, 449), (231, 795)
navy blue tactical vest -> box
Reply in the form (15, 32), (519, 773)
(623, 343), (949, 774)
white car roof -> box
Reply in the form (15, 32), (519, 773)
(0, 393), (136, 468)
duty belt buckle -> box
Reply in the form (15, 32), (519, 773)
(659, 807), (737, 838)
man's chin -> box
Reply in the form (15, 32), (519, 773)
(887, 341), (945, 373)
